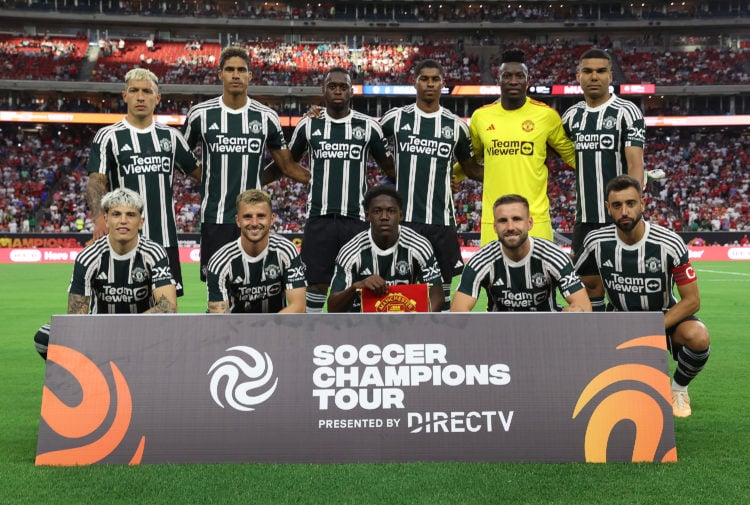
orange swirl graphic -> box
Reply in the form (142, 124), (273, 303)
(572, 337), (677, 463)
(36, 344), (145, 465)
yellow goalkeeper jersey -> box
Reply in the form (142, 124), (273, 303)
(469, 98), (575, 245)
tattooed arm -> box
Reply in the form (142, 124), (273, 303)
(67, 293), (91, 314)
(144, 285), (178, 313)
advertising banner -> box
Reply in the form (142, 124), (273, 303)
(37, 313), (675, 465)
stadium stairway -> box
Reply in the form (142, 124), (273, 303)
(78, 45), (99, 81)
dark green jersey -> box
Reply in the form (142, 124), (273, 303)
(575, 222), (696, 311)
(456, 237), (585, 312)
(206, 234), (307, 313)
(88, 119), (198, 247)
(69, 235), (174, 313)
(562, 94), (645, 223)
(380, 104), (473, 226)
(183, 97), (288, 224)
(289, 110), (389, 220)
(330, 226), (443, 312)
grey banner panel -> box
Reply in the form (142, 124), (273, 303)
(37, 313), (675, 464)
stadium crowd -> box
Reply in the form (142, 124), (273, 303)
(0, 32), (747, 87)
(2, 124), (748, 239)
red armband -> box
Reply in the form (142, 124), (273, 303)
(672, 262), (697, 286)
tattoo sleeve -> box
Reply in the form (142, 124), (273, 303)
(67, 294), (91, 314)
(207, 301), (230, 314)
(86, 173), (108, 218)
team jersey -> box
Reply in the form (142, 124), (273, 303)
(88, 119), (198, 247)
(575, 222), (696, 312)
(330, 226), (443, 312)
(456, 237), (584, 311)
(469, 98), (576, 245)
(562, 94), (646, 224)
(68, 235), (174, 314)
(183, 96), (288, 224)
(206, 234), (307, 313)
(380, 104), (473, 226)
(289, 110), (389, 220)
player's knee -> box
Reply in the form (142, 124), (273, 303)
(675, 321), (710, 350)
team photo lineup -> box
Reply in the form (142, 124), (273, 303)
(3, 1), (746, 449)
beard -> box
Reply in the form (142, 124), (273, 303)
(614, 213), (642, 232)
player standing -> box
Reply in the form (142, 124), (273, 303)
(183, 46), (310, 282)
(87, 68), (200, 297)
(380, 59), (481, 309)
(277, 67), (394, 313)
(461, 49), (575, 246)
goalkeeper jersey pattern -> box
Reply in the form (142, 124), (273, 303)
(562, 94), (646, 224)
(88, 119), (198, 247)
(380, 104), (473, 226)
(183, 97), (288, 224)
(575, 222), (694, 311)
(68, 235), (174, 314)
(469, 98), (575, 245)
(330, 226), (443, 312)
(456, 237), (584, 311)
(206, 234), (307, 313)
(289, 110), (389, 220)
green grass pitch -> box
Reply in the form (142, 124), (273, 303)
(1, 262), (749, 504)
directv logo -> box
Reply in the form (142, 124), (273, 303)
(408, 410), (513, 433)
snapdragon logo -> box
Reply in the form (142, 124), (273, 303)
(208, 346), (278, 412)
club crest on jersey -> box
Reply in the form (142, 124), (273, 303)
(131, 267), (149, 283)
(352, 126), (366, 140)
(645, 257), (662, 273)
(248, 120), (263, 134)
(602, 116), (617, 129)
(395, 261), (410, 276)
(522, 120), (535, 133)
(531, 272), (546, 288)
(441, 126), (454, 139)
(264, 264), (281, 280)
(159, 138), (172, 151)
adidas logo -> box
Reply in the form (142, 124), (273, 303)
(572, 122), (580, 129)
(454, 260), (464, 268)
(97, 272), (109, 280)
(493, 277), (504, 286)
(312, 129), (322, 136)
(360, 268), (372, 276)
(234, 276), (244, 283)
(603, 260), (614, 268)
(401, 124), (411, 131)
(121, 144), (132, 151)
(208, 123), (220, 130)
(486, 124), (496, 131)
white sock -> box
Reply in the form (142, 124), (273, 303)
(671, 380), (688, 392)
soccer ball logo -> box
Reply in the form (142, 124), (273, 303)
(208, 346), (278, 412)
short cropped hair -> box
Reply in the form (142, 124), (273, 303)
(605, 175), (642, 199)
(236, 189), (272, 211)
(414, 59), (443, 78)
(124, 68), (159, 90)
(493, 194), (530, 211)
(579, 48), (612, 63)
(219, 46), (251, 70)
(498, 49), (529, 79)
(101, 188), (144, 214)
(323, 66), (352, 82)
(363, 185), (403, 212)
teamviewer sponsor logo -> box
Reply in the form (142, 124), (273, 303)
(208, 346), (278, 411)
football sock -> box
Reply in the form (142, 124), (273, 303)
(590, 295), (606, 312)
(442, 283), (452, 311)
(674, 346), (710, 387)
(305, 291), (327, 313)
